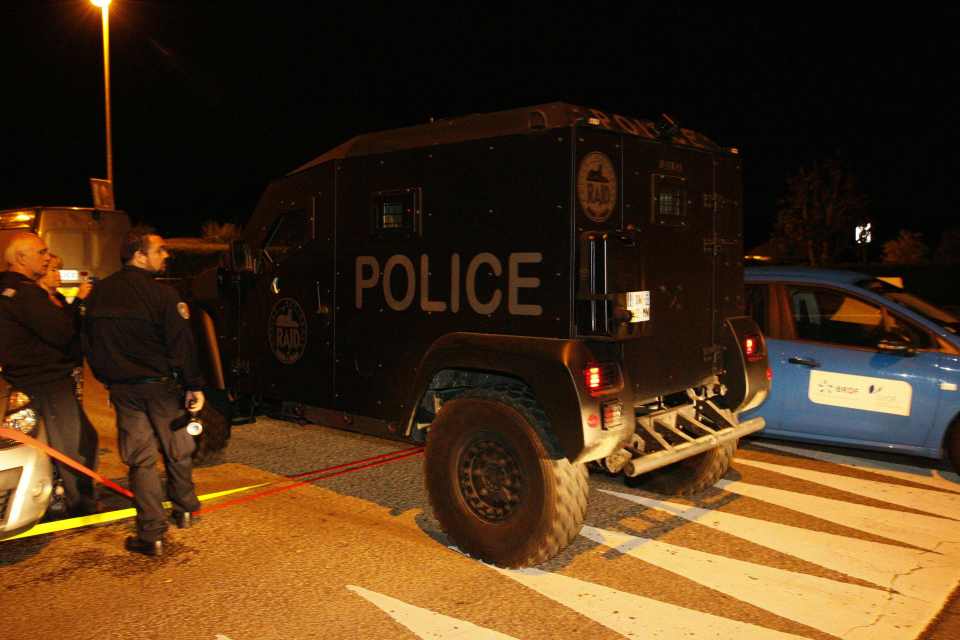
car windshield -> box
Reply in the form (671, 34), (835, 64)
(858, 278), (960, 334)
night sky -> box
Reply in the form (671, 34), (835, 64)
(2, 2), (957, 252)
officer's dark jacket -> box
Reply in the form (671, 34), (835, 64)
(84, 265), (205, 390)
(0, 270), (80, 388)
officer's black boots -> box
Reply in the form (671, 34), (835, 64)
(125, 536), (163, 557)
(171, 510), (198, 529)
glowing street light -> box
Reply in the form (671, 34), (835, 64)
(91, 0), (114, 206)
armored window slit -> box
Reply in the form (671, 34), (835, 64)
(370, 188), (422, 239)
(652, 173), (688, 227)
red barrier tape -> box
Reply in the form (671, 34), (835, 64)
(0, 427), (134, 499)
(1, 425), (423, 513)
(199, 447), (424, 514)
(285, 445), (424, 479)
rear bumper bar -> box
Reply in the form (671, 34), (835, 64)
(623, 401), (765, 477)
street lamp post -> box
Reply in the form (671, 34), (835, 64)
(91, 0), (113, 199)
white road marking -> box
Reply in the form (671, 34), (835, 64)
(715, 479), (960, 549)
(735, 457), (960, 516)
(347, 585), (518, 639)
(599, 488), (960, 602)
(749, 441), (960, 492)
(580, 525), (929, 639)
(492, 566), (809, 640)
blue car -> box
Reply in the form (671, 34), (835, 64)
(742, 266), (960, 471)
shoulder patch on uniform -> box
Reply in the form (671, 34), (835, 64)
(1, 288), (16, 298)
(177, 302), (190, 320)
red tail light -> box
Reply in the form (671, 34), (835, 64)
(586, 366), (602, 390)
(583, 363), (622, 397)
(743, 334), (764, 362)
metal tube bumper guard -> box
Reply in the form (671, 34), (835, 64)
(623, 399), (765, 477)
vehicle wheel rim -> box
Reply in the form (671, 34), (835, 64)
(458, 436), (524, 522)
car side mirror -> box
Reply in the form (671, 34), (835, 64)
(227, 240), (255, 273)
(877, 338), (916, 357)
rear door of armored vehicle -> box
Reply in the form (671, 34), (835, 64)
(574, 125), (741, 399)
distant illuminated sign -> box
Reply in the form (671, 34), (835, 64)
(90, 178), (115, 210)
(855, 222), (872, 244)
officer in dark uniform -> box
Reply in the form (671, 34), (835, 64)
(84, 226), (205, 556)
(0, 232), (98, 516)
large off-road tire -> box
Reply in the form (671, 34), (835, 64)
(626, 439), (737, 496)
(191, 401), (231, 466)
(425, 387), (589, 568)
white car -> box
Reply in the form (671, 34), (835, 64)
(1, 378), (54, 537)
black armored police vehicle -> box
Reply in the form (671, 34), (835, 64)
(192, 102), (770, 567)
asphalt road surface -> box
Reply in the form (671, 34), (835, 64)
(2, 389), (959, 640)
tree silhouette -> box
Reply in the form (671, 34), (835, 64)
(883, 230), (929, 264)
(771, 159), (868, 266)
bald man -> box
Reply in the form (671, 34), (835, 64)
(0, 232), (98, 517)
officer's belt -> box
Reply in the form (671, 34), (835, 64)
(112, 376), (174, 385)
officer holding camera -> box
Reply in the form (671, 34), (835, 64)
(84, 226), (205, 557)
(0, 232), (99, 517)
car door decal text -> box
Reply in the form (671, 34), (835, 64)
(808, 370), (912, 416)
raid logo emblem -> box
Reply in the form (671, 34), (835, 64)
(268, 298), (308, 365)
(577, 151), (617, 222)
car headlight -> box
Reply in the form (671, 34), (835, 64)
(3, 407), (39, 435)
(2, 389), (40, 441)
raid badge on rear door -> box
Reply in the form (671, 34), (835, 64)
(577, 151), (617, 223)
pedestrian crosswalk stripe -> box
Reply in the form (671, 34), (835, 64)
(579, 525), (928, 639)
(599, 489), (960, 602)
(492, 565), (810, 639)
(736, 457), (960, 516)
(749, 442), (960, 492)
(715, 479), (960, 549)
(347, 585), (518, 639)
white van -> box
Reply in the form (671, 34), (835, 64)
(0, 206), (130, 298)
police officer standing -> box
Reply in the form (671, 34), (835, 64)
(84, 226), (205, 556)
(0, 232), (99, 516)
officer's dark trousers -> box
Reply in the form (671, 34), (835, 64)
(109, 381), (200, 542)
(22, 377), (98, 514)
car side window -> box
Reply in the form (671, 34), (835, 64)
(264, 209), (311, 264)
(787, 285), (930, 349)
(745, 284), (768, 334)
